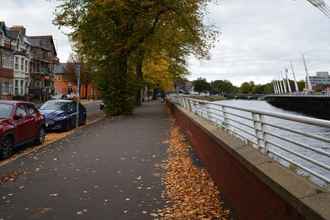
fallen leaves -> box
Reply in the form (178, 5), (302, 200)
(0, 171), (21, 185)
(157, 125), (230, 220)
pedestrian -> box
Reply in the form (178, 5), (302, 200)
(160, 91), (166, 103)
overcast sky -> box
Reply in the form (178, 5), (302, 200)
(1, 0), (330, 86)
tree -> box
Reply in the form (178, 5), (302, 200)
(54, 0), (216, 115)
(210, 80), (237, 95)
(253, 83), (273, 94)
(240, 81), (255, 94)
(298, 80), (306, 91)
(193, 78), (210, 94)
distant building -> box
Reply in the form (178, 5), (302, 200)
(29, 35), (59, 100)
(309, 72), (330, 89)
(0, 22), (14, 99)
(0, 21), (59, 100)
(54, 63), (99, 99)
(175, 79), (193, 94)
(0, 23), (30, 98)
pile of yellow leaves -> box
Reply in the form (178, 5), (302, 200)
(158, 125), (230, 219)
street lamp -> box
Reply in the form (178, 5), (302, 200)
(75, 63), (81, 128)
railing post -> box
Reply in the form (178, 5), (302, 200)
(183, 97), (187, 109)
(206, 105), (212, 122)
(187, 99), (192, 112)
(252, 113), (267, 152)
(222, 106), (229, 129)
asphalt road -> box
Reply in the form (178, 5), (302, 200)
(0, 102), (170, 220)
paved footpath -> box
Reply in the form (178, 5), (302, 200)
(0, 102), (170, 220)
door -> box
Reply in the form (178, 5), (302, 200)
(66, 102), (77, 127)
(25, 104), (39, 138)
(13, 104), (31, 143)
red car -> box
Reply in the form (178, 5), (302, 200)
(0, 101), (46, 159)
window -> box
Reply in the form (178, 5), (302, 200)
(21, 57), (24, 71)
(14, 80), (19, 95)
(15, 105), (27, 118)
(40, 101), (67, 111)
(0, 104), (13, 118)
(67, 102), (76, 113)
(20, 80), (23, 95)
(2, 82), (10, 94)
(25, 60), (28, 73)
(26, 104), (37, 117)
(15, 57), (19, 70)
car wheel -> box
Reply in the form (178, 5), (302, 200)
(1, 136), (14, 159)
(35, 127), (46, 145)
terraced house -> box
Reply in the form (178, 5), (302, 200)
(0, 21), (58, 100)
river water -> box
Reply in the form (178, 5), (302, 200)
(201, 100), (330, 186)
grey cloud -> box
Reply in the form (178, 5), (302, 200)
(189, 0), (330, 85)
(0, 0), (71, 62)
(1, 0), (330, 85)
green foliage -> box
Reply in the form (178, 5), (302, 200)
(239, 81), (274, 94)
(210, 80), (237, 94)
(298, 80), (306, 91)
(253, 83), (273, 94)
(193, 78), (211, 94)
(239, 81), (255, 94)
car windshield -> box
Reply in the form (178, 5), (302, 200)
(40, 101), (67, 111)
(0, 104), (13, 118)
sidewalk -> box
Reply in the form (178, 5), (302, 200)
(0, 102), (170, 220)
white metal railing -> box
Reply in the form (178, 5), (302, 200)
(169, 95), (330, 186)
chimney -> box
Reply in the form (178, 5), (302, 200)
(10, 26), (26, 35)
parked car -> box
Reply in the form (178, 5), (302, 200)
(39, 100), (87, 131)
(0, 101), (46, 159)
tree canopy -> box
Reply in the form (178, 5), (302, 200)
(193, 78), (211, 94)
(210, 80), (237, 95)
(54, 0), (217, 115)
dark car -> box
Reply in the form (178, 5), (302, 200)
(0, 101), (46, 159)
(40, 100), (87, 131)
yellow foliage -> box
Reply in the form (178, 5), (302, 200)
(143, 54), (175, 92)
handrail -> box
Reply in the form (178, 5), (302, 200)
(190, 97), (330, 128)
(169, 95), (330, 186)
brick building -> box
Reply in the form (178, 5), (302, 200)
(54, 63), (99, 99)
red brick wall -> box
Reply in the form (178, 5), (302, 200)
(0, 67), (13, 78)
(54, 76), (99, 99)
(167, 102), (305, 220)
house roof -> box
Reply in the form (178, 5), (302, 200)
(28, 36), (57, 56)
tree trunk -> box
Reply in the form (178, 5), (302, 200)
(103, 53), (133, 116)
(135, 49), (145, 106)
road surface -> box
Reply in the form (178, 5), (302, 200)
(0, 102), (170, 220)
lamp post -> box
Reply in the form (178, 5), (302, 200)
(75, 64), (81, 128)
